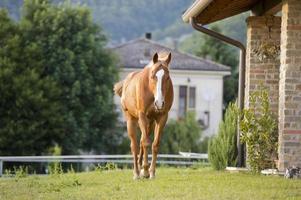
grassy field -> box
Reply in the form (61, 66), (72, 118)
(0, 167), (301, 200)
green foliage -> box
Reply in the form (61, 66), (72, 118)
(1, 0), (248, 45)
(4, 166), (28, 180)
(0, 0), (22, 20)
(199, 136), (211, 153)
(71, 0), (194, 41)
(160, 112), (202, 154)
(0, 8), (64, 155)
(14, 166), (28, 180)
(180, 28), (239, 106)
(22, 0), (120, 154)
(152, 19), (193, 40)
(193, 25), (244, 106)
(208, 102), (238, 170)
(45, 165), (82, 191)
(212, 12), (248, 45)
(46, 166), (82, 192)
(179, 12), (248, 54)
(189, 162), (211, 170)
(240, 89), (278, 173)
(48, 144), (62, 156)
(48, 144), (63, 176)
(47, 148), (65, 176)
(49, 163), (64, 176)
(195, 26), (238, 68)
(94, 162), (118, 172)
(0, 0), (194, 42)
(0, 0), (121, 155)
(14, 166), (29, 179)
(179, 13), (248, 106)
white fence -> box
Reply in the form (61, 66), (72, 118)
(0, 153), (208, 176)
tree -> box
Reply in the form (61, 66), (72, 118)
(0, 0), (121, 155)
(0, 9), (64, 155)
(160, 112), (203, 154)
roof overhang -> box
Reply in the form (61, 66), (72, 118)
(182, 0), (282, 25)
(182, 0), (213, 23)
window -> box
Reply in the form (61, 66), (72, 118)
(178, 85), (196, 118)
(179, 86), (187, 118)
(189, 87), (196, 109)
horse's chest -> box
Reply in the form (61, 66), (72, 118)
(146, 107), (165, 119)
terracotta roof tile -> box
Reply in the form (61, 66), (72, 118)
(111, 38), (231, 72)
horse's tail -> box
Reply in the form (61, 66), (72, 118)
(114, 80), (123, 97)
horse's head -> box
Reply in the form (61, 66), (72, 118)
(148, 52), (172, 110)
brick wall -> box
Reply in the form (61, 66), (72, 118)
(245, 16), (281, 114)
(278, 0), (301, 171)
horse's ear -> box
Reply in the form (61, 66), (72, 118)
(165, 52), (171, 66)
(152, 53), (158, 64)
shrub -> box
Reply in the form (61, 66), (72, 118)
(160, 112), (202, 154)
(199, 136), (211, 153)
(48, 144), (63, 175)
(240, 89), (278, 172)
(208, 102), (238, 170)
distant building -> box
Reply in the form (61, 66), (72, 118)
(111, 36), (230, 136)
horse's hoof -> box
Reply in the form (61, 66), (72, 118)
(140, 169), (150, 178)
(149, 171), (155, 179)
(133, 174), (140, 180)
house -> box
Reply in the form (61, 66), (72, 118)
(182, 0), (301, 170)
(111, 35), (230, 136)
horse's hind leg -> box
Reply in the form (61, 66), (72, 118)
(126, 116), (139, 180)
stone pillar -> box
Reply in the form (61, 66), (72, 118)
(245, 16), (281, 114)
(278, 0), (301, 171)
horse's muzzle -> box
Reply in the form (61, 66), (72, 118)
(154, 100), (164, 110)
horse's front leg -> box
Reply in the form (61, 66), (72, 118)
(126, 116), (139, 180)
(138, 112), (151, 178)
(149, 114), (168, 179)
(138, 138), (143, 171)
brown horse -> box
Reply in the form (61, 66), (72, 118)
(114, 52), (173, 179)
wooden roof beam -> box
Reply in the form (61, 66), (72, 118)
(252, 0), (282, 16)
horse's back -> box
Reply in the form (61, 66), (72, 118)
(123, 71), (140, 94)
(121, 70), (142, 117)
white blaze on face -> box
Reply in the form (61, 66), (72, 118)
(154, 69), (165, 109)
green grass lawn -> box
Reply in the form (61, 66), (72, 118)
(0, 167), (301, 200)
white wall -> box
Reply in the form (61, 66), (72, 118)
(114, 68), (230, 137)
